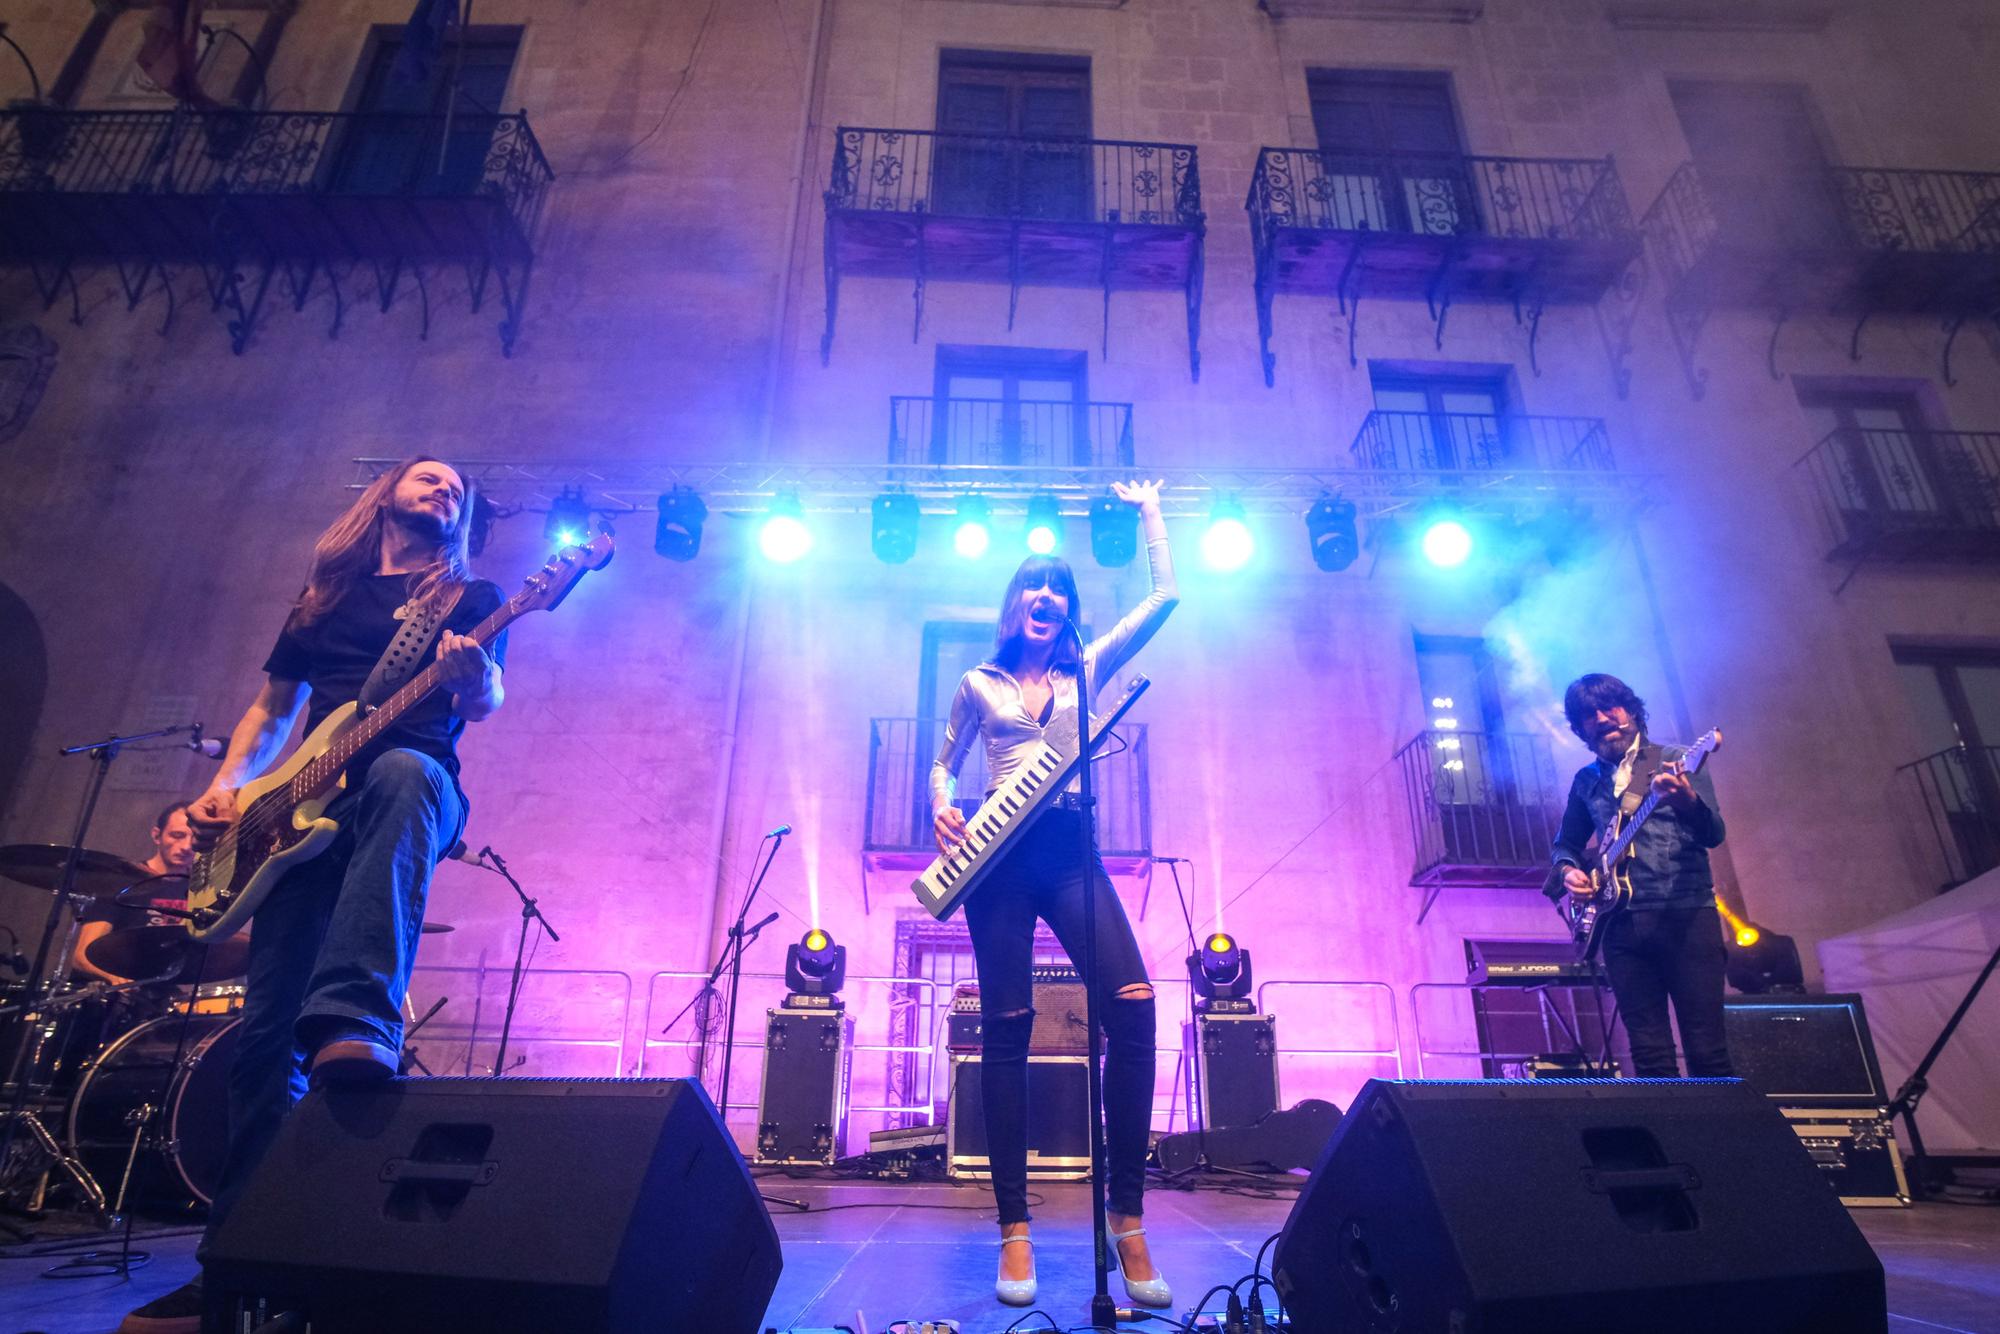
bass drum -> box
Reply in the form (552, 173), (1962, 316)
(67, 1012), (240, 1207)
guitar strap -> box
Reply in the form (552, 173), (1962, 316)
(358, 600), (447, 710)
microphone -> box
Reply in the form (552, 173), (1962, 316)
(446, 840), (487, 866)
(187, 724), (225, 759)
(747, 911), (780, 933)
(1153, 855), (1189, 864)
(766, 824), (792, 838)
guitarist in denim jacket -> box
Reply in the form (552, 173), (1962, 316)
(1545, 673), (1733, 1079)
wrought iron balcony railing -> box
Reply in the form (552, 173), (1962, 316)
(1643, 162), (2000, 287)
(865, 717), (1151, 859)
(1249, 148), (1634, 251)
(0, 108), (553, 352)
(822, 127), (1206, 378)
(1899, 743), (2000, 890)
(1395, 729), (1566, 913)
(1246, 148), (1639, 384)
(0, 108), (551, 252)
(1796, 427), (2000, 565)
(1642, 161), (2000, 392)
(831, 127), (1200, 228)
(889, 396), (1135, 469)
(1351, 411), (1615, 477)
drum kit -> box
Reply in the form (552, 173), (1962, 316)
(0, 842), (249, 1219)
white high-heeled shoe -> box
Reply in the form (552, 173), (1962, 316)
(996, 1234), (1037, 1307)
(1111, 1226), (1172, 1309)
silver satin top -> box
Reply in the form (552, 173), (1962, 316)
(930, 535), (1178, 810)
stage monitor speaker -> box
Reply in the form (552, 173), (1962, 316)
(1273, 1078), (1885, 1334)
(203, 1077), (782, 1334)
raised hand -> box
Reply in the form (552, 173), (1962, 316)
(1110, 478), (1164, 511)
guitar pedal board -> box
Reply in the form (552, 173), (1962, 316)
(1779, 1107), (1912, 1206)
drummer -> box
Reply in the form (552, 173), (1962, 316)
(70, 799), (197, 985)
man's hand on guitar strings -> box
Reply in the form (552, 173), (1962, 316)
(436, 630), (495, 698)
(1649, 759), (1698, 813)
(186, 787), (241, 852)
(1563, 866), (1598, 898)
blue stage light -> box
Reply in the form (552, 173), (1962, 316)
(1025, 493), (1062, 555)
(1201, 497), (1254, 571)
(1421, 517), (1474, 568)
(759, 492), (813, 563)
(545, 488), (592, 546)
(953, 496), (991, 559)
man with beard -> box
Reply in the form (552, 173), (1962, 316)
(1546, 673), (1732, 1081)
(119, 457), (505, 1334)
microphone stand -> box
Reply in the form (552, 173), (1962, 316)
(480, 849), (558, 1078)
(0, 723), (199, 1235)
(1063, 618), (1116, 1331)
(717, 830), (786, 1126)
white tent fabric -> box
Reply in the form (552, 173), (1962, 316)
(1816, 868), (2000, 1152)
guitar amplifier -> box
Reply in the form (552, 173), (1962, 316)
(944, 969), (1094, 1055)
(755, 1006), (852, 1166)
(946, 1054), (1090, 1180)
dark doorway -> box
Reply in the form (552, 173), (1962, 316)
(1894, 646), (2000, 885)
(333, 27), (522, 196)
(1668, 80), (1843, 250)
(1307, 69), (1474, 235)
(932, 346), (1089, 467)
(934, 50), (1091, 221)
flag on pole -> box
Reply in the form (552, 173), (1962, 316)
(392, 0), (463, 85)
(135, 0), (221, 108)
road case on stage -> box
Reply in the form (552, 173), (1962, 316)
(756, 1005), (853, 1166)
(946, 1053), (1090, 1180)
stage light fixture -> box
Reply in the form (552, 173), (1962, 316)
(785, 927), (847, 998)
(1187, 930), (1255, 1007)
(1725, 921), (1806, 995)
(871, 492), (919, 564)
(952, 496), (991, 559)
(1305, 494), (1359, 572)
(1420, 515), (1474, 569)
(654, 486), (707, 562)
(1201, 496), (1254, 572)
(544, 488), (592, 546)
(759, 492), (813, 564)
(1025, 493), (1063, 555)
(1089, 493), (1138, 567)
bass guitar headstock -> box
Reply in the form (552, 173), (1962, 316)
(510, 531), (616, 617)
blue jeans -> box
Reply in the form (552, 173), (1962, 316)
(200, 748), (465, 1247)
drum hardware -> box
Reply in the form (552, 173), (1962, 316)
(0, 722), (210, 1241)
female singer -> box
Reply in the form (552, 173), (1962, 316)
(930, 479), (1178, 1308)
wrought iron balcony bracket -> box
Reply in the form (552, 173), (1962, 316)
(0, 107), (554, 355)
(1247, 147), (1640, 392)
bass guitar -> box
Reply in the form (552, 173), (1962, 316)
(1566, 727), (1722, 962)
(184, 533), (614, 942)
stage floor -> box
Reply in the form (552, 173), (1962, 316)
(2, 1177), (1997, 1333)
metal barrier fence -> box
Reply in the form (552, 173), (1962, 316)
(406, 964), (631, 1078)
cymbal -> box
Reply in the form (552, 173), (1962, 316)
(0, 844), (154, 899)
(85, 925), (251, 985)
(420, 922), (456, 935)
(112, 873), (190, 906)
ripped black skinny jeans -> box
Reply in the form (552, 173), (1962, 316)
(963, 808), (1154, 1224)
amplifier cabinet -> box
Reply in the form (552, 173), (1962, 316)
(1183, 1012), (1280, 1132)
(1780, 1107), (1912, 1206)
(756, 1006), (853, 1165)
(947, 1054), (1090, 1181)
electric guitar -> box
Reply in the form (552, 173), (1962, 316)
(1566, 728), (1722, 963)
(183, 533), (615, 942)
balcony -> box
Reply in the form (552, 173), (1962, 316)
(0, 108), (553, 353)
(861, 715), (1152, 911)
(1395, 730), (1567, 920)
(1900, 744), (2000, 890)
(888, 396), (1134, 469)
(1795, 427), (2000, 572)
(1247, 148), (1641, 385)
(1641, 162), (2000, 394)
(822, 127), (1206, 378)
(1353, 410), (1613, 476)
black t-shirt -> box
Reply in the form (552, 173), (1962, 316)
(262, 574), (508, 779)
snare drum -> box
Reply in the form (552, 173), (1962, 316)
(172, 984), (247, 1016)
(67, 1012), (240, 1207)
